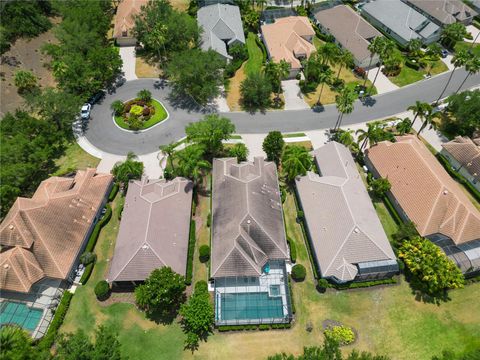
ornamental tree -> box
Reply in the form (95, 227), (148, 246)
(135, 267), (186, 317)
(262, 131), (285, 166)
(399, 237), (464, 296)
(240, 73), (272, 112)
(370, 177), (391, 198)
(229, 143), (249, 163)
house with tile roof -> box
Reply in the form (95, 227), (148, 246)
(296, 142), (398, 284)
(108, 177), (193, 287)
(113, 0), (147, 46)
(441, 136), (480, 192)
(211, 157), (292, 325)
(197, 3), (245, 60)
(314, 5), (383, 69)
(0, 169), (113, 293)
(366, 136), (480, 274)
(405, 0), (477, 26)
(360, 0), (442, 46)
(260, 16), (316, 78)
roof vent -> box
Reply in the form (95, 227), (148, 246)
(443, 190), (448, 195)
(141, 244), (149, 250)
(8, 225), (14, 230)
(3, 264), (9, 270)
(247, 219), (251, 224)
(354, 227), (360, 233)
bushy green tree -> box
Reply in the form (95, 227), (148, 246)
(393, 221), (418, 246)
(262, 131), (285, 166)
(229, 143), (249, 163)
(443, 89), (480, 137)
(399, 237), (464, 297)
(291, 264), (306, 281)
(176, 145), (211, 187)
(180, 280), (214, 350)
(167, 49), (225, 106)
(441, 23), (468, 49)
(14, 70), (37, 93)
(135, 267), (186, 317)
(369, 177), (391, 198)
(185, 114), (235, 157)
(112, 152), (144, 190)
(0, 326), (45, 360)
(240, 73), (272, 112)
(282, 145), (313, 183)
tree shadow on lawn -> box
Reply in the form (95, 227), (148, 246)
(146, 301), (185, 325)
(404, 272), (453, 305)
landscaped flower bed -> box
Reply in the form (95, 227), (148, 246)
(112, 90), (167, 131)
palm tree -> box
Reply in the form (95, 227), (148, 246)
(315, 70), (332, 105)
(112, 152), (144, 191)
(407, 101), (432, 128)
(369, 38), (395, 95)
(406, 38), (422, 58)
(256, 0), (267, 11)
(333, 128), (355, 147)
(417, 111), (438, 137)
(440, 22), (468, 49)
(334, 86), (357, 130)
(434, 49), (469, 105)
(335, 49), (354, 83)
(318, 43), (340, 67)
(176, 145), (211, 187)
(363, 37), (382, 88)
(281, 145), (313, 183)
(454, 54), (480, 95)
(396, 118), (413, 135)
(356, 122), (379, 150)
(265, 60), (291, 100)
(137, 89), (152, 102)
(159, 142), (177, 173)
(110, 100), (124, 116)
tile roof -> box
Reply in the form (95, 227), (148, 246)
(0, 247), (44, 293)
(366, 136), (480, 244)
(442, 136), (480, 182)
(197, 4), (245, 59)
(0, 169), (113, 292)
(295, 142), (396, 282)
(113, 0), (147, 39)
(211, 157), (288, 278)
(314, 5), (383, 64)
(261, 16), (316, 70)
(407, 0), (477, 25)
(108, 177), (193, 282)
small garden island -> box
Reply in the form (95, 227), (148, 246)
(111, 89), (168, 131)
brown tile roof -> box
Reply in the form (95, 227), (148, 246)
(261, 16), (316, 70)
(442, 136), (480, 182)
(314, 5), (383, 64)
(407, 0), (477, 25)
(366, 136), (480, 244)
(113, 0), (148, 39)
(296, 142), (396, 282)
(108, 177), (193, 282)
(0, 247), (44, 293)
(211, 158), (288, 278)
(0, 169), (113, 292)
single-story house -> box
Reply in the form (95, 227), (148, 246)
(314, 5), (383, 69)
(113, 0), (147, 46)
(0, 169), (112, 337)
(404, 0), (478, 26)
(261, 16), (316, 78)
(470, 0), (480, 13)
(295, 142), (398, 284)
(360, 0), (442, 46)
(365, 136), (480, 274)
(108, 177), (193, 288)
(197, 3), (245, 60)
(211, 157), (292, 326)
(441, 136), (480, 191)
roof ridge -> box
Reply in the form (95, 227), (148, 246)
(234, 242), (262, 275)
(323, 227), (355, 275)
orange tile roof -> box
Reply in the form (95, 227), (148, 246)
(0, 169), (112, 292)
(0, 247), (44, 293)
(261, 16), (316, 70)
(366, 136), (480, 244)
(113, 0), (147, 39)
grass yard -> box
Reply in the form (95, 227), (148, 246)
(53, 142), (100, 176)
(226, 63), (246, 111)
(169, 0), (189, 11)
(285, 141), (313, 151)
(389, 60), (448, 87)
(454, 41), (480, 56)
(115, 99), (168, 130)
(244, 32), (264, 76)
(135, 56), (162, 78)
(192, 177), (211, 284)
(283, 132), (307, 138)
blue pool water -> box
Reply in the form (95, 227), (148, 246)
(0, 301), (43, 332)
(219, 292), (284, 321)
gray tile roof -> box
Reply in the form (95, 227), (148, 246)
(295, 142), (396, 282)
(442, 136), (480, 182)
(197, 4), (245, 59)
(362, 0), (440, 42)
(108, 177), (193, 282)
(407, 0), (477, 25)
(211, 157), (288, 278)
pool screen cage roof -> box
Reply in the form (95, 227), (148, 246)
(213, 261), (293, 326)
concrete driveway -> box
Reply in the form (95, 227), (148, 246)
(281, 80), (310, 110)
(119, 46), (138, 81)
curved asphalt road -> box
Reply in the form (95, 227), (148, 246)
(85, 69), (480, 155)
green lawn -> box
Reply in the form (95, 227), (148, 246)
(454, 41), (480, 56)
(389, 60), (449, 87)
(115, 99), (168, 130)
(244, 32), (264, 76)
(53, 142), (100, 176)
(283, 132), (307, 138)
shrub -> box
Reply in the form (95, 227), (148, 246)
(259, 324), (270, 331)
(324, 325), (355, 346)
(110, 100), (124, 116)
(94, 280), (110, 301)
(137, 89), (152, 102)
(297, 210), (304, 221)
(316, 278), (330, 293)
(79, 252), (96, 265)
(14, 70), (37, 93)
(185, 220), (196, 285)
(354, 66), (366, 79)
(142, 107), (151, 116)
(287, 237), (297, 263)
(108, 183), (119, 201)
(288, 275), (296, 314)
(206, 213), (211, 227)
(291, 264), (306, 282)
(199, 245), (210, 263)
(85, 204), (112, 253)
(80, 263), (94, 285)
(330, 278), (397, 290)
(129, 105), (144, 116)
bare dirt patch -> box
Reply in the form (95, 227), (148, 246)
(136, 56), (163, 78)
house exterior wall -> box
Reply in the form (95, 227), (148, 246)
(440, 148), (480, 192)
(115, 36), (137, 47)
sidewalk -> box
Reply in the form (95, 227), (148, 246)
(367, 66), (399, 94)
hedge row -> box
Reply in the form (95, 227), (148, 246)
(108, 183), (119, 201)
(84, 204), (112, 253)
(436, 153), (480, 202)
(287, 237), (297, 263)
(79, 262), (94, 285)
(37, 291), (73, 351)
(255, 35), (267, 64)
(217, 323), (291, 332)
(185, 219), (196, 285)
(330, 277), (397, 290)
(288, 275), (296, 314)
(382, 195), (403, 225)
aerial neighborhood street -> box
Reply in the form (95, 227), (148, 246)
(1, 1), (480, 360)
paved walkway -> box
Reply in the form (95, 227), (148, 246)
(367, 66), (399, 94)
(281, 80), (310, 110)
(213, 86), (230, 112)
(441, 54), (455, 71)
(119, 46), (138, 81)
(466, 25), (480, 44)
(241, 134), (267, 161)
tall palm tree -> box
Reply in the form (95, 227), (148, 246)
(407, 101), (432, 128)
(417, 111), (438, 137)
(363, 37), (382, 88)
(434, 49), (469, 104)
(396, 118), (413, 135)
(454, 54), (480, 95)
(112, 152), (144, 191)
(369, 38), (395, 95)
(265, 60), (291, 100)
(159, 142), (177, 173)
(335, 49), (354, 83)
(316, 70), (332, 105)
(281, 145), (313, 183)
(406, 38), (422, 57)
(333, 128), (355, 147)
(356, 122), (386, 150)
(334, 86), (357, 130)
(318, 43), (340, 67)
(176, 145), (211, 187)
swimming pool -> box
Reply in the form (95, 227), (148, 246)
(218, 292), (284, 321)
(0, 301), (43, 332)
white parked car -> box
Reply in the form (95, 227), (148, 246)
(80, 103), (91, 120)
